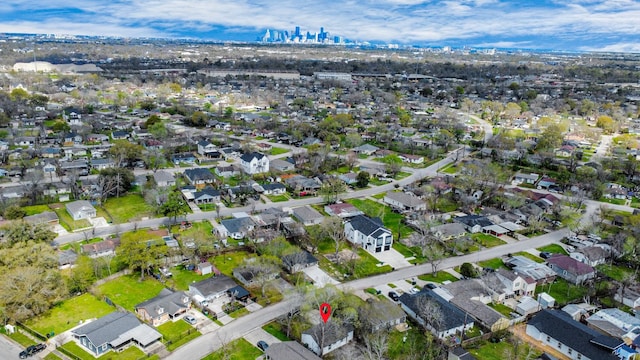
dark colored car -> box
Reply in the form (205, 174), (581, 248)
(540, 251), (552, 259)
(257, 340), (269, 351)
(426, 283), (437, 289)
(19, 343), (46, 358)
(388, 291), (399, 301)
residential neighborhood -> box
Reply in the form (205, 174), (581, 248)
(0, 36), (640, 360)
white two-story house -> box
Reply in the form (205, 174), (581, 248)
(240, 152), (269, 175)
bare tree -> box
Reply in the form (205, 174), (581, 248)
(319, 216), (346, 259)
(362, 331), (388, 360)
(416, 296), (444, 335)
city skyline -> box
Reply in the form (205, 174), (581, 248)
(0, 0), (639, 53)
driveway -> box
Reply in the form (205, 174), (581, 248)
(369, 248), (412, 269)
(243, 328), (282, 351)
(301, 265), (340, 287)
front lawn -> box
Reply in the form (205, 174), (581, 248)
(201, 338), (263, 360)
(171, 221), (214, 240)
(514, 252), (544, 263)
(102, 194), (156, 223)
(262, 322), (291, 341)
(467, 339), (541, 360)
(157, 320), (202, 352)
(267, 194), (290, 202)
(471, 233), (506, 248)
(418, 271), (459, 283)
(347, 198), (414, 239)
(96, 275), (165, 311)
(26, 293), (114, 335)
(393, 241), (426, 264)
(478, 258), (508, 270)
(536, 244), (568, 255)
(50, 203), (92, 231)
(270, 146), (289, 156)
(60, 341), (156, 360)
(210, 251), (255, 277)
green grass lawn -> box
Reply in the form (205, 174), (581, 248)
(418, 271), (459, 283)
(21, 204), (51, 216)
(267, 194), (290, 202)
(44, 353), (63, 360)
(478, 258), (508, 270)
(270, 146), (289, 156)
(468, 339), (541, 360)
(514, 252), (544, 263)
(167, 266), (214, 291)
(537, 278), (588, 306)
(392, 241), (426, 263)
(201, 338), (262, 360)
(396, 171), (411, 179)
(228, 307), (249, 319)
(4, 330), (36, 347)
(536, 244), (568, 255)
(102, 194), (156, 223)
(171, 221), (214, 240)
(26, 293), (114, 335)
(157, 320), (201, 351)
(60, 341), (156, 360)
(597, 264), (635, 281)
(96, 275), (165, 311)
(347, 198), (414, 239)
(440, 164), (459, 174)
(471, 233), (507, 248)
(210, 251), (255, 277)
(262, 322), (291, 341)
(50, 203), (92, 231)
(488, 303), (513, 317)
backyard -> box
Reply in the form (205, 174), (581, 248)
(25, 293), (115, 336)
(167, 265), (215, 291)
(210, 251), (256, 276)
(95, 275), (165, 311)
(536, 278), (588, 306)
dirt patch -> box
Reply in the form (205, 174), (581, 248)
(147, 228), (169, 237)
(325, 249), (360, 263)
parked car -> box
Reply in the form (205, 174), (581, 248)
(160, 267), (173, 277)
(426, 283), (437, 289)
(19, 343), (46, 358)
(257, 340), (269, 351)
(409, 287), (420, 294)
(183, 315), (197, 325)
(388, 291), (399, 301)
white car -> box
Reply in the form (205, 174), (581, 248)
(184, 315), (197, 325)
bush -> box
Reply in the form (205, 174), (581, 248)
(4, 205), (26, 220)
(460, 262), (478, 278)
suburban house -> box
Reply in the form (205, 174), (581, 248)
(358, 299), (406, 332)
(153, 171), (176, 188)
(264, 341), (322, 360)
(292, 206), (325, 226)
(81, 238), (120, 258)
(65, 200), (97, 221)
(193, 188), (221, 205)
(188, 275), (239, 304)
(570, 246), (608, 267)
(448, 347), (478, 360)
(513, 172), (540, 185)
(270, 158), (295, 172)
(184, 168), (216, 186)
(301, 322), (354, 356)
(352, 143), (379, 156)
(71, 312), (162, 357)
(344, 215), (393, 253)
(615, 284), (640, 309)
(337, 172), (358, 186)
(586, 308), (640, 338)
(504, 255), (556, 285)
(399, 289), (474, 339)
(240, 152), (269, 174)
(262, 183), (286, 196)
(526, 309), (620, 360)
(324, 202), (364, 218)
(218, 217), (255, 239)
(431, 223), (467, 241)
(197, 140), (218, 157)
(23, 211), (59, 226)
(215, 165), (240, 178)
(546, 254), (596, 284)
(383, 191), (427, 212)
(233, 265), (279, 287)
(454, 215), (494, 233)
(399, 153), (424, 164)
(483, 268), (537, 303)
(135, 289), (190, 327)
(281, 251), (318, 273)
(440, 280), (510, 332)
(172, 153), (197, 165)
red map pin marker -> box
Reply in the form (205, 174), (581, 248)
(320, 303), (331, 323)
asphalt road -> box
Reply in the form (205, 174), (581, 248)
(0, 335), (27, 360)
(165, 228), (569, 360)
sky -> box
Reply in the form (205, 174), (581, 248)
(0, 0), (639, 53)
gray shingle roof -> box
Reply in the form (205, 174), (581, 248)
(189, 275), (238, 298)
(264, 341), (322, 360)
(399, 289), (473, 332)
(135, 289), (190, 319)
(347, 215), (389, 236)
(240, 152), (266, 162)
(72, 312), (160, 348)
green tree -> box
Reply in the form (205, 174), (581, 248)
(536, 124), (563, 151)
(459, 262), (478, 278)
(319, 177), (346, 204)
(3, 205), (25, 220)
(356, 171), (370, 188)
(159, 191), (187, 224)
(190, 111), (208, 127)
(596, 115), (616, 133)
(108, 140), (143, 167)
